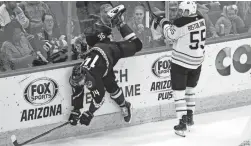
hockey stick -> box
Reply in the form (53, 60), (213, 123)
(145, 1), (158, 19)
(11, 120), (72, 146)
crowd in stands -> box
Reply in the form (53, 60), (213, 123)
(0, 1), (251, 72)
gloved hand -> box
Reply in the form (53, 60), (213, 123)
(68, 109), (81, 126)
(153, 15), (165, 29)
(79, 111), (94, 126)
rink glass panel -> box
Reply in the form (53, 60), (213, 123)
(0, 1), (251, 77)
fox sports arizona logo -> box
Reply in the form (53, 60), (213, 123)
(24, 77), (59, 106)
(152, 55), (171, 78)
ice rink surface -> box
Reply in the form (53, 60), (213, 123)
(30, 105), (251, 146)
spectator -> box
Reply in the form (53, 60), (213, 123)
(0, 1), (29, 29)
(151, 2), (180, 49)
(31, 13), (68, 65)
(1, 20), (36, 70)
(18, 1), (53, 34)
(0, 50), (13, 72)
(128, 5), (152, 49)
(236, 1), (251, 32)
(218, 1), (236, 10)
(169, 1), (179, 23)
(76, 2), (111, 34)
(197, 3), (219, 38)
(215, 5), (245, 36)
(150, 2), (179, 48)
(151, 8), (166, 47)
(0, 1), (29, 46)
(39, 13), (62, 41)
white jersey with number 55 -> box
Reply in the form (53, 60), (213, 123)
(160, 15), (206, 69)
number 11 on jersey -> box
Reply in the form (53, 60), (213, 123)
(81, 55), (99, 69)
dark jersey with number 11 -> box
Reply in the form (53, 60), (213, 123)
(80, 24), (142, 80)
(162, 14), (206, 69)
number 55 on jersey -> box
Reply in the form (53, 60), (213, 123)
(159, 15), (206, 69)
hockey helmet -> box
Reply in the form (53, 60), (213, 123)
(179, 1), (197, 16)
(70, 65), (86, 87)
(69, 64), (96, 88)
(84, 21), (112, 47)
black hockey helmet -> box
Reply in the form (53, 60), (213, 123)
(69, 65), (86, 87)
(80, 2), (114, 47)
(84, 21), (112, 47)
(69, 64), (96, 88)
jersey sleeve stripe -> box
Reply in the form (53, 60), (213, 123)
(124, 32), (136, 41)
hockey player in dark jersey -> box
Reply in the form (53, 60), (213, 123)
(68, 4), (142, 126)
(152, 1), (206, 137)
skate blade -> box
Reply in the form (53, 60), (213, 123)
(175, 130), (186, 137)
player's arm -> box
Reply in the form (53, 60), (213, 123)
(117, 23), (142, 53)
(159, 18), (182, 41)
(108, 5), (142, 57)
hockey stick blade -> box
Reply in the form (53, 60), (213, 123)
(11, 135), (20, 146)
(11, 121), (72, 146)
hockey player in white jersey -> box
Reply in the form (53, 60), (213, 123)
(152, 1), (206, 137)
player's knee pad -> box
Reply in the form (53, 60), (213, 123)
(185, 87), (195, 96)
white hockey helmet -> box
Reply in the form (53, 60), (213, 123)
(179, 1), (197, 16)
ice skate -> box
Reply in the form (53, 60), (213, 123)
(174, 115), (187, 137)
(187, 110), (194, 132)
(121, 101), (132, 123)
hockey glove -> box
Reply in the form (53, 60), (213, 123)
(107, 5), (126, 28)
(152, 14), (172, 29)
(69, 109), (81, 126)
(79, 111), (94, 126)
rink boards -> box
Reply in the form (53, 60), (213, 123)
(1, 37), (251, 145)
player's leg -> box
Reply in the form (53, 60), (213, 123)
(79, 73), (106, 126)
(77, 53), (107, 126)
(68, 66), (86, 126)
(103, 70), (132, 123)
(115, 24), (142, 58)
(171, 63), (188, 137)
(186, 65), (202, 128)
(68, 85), (85, 125)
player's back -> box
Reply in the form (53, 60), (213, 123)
(172, 14), (206, 69)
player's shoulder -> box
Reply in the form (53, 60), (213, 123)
(173, 14), (204, 27)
